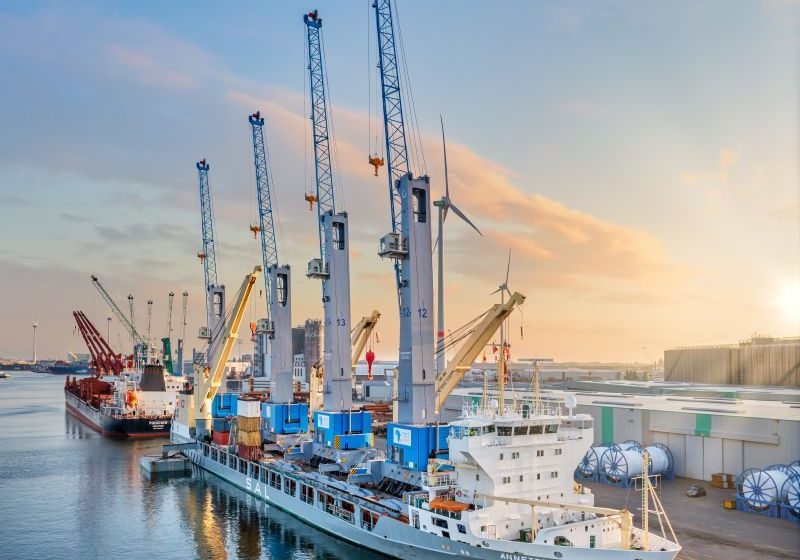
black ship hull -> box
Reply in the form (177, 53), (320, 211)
(65, 390), (171, 438)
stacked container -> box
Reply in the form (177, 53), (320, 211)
(237, 398), (262, 460)
(211, 393), (237, 446)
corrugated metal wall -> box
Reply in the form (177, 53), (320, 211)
(664, 346), (739, 384)
(664, 337), (799, 387)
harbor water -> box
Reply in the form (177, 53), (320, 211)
(0, 371), (383, 560)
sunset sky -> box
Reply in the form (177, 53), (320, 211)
(0, 1), (798, 363)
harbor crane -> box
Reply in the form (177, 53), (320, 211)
(304, 9), (355, 413)
(373, 0), (438, 425)
(196, 159), (224, 342)
(371, 0), (525, 436)
(249, 111), (293, 403)
(91, 275), (148, 365)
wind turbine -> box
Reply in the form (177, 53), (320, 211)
(434, 115), (482, 375)
(492, 249), (513, 410)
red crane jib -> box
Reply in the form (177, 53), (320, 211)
(72, 310), (124, 376)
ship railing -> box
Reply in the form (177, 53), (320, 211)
(423, 472), (454, 487)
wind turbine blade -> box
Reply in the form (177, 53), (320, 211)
(442, 204), (449, 223)
(449, 202), (482, 237)
(440, 114), (450, 200)
(505, 248), (511, 286)
(433, 230), (441, 252)
(505, 287), (513, 299)
(490, 287), (502, 295)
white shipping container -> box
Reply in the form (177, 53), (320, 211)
(237, 398), (261, 418)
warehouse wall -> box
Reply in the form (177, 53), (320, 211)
(664, 346), (739, 384)
(664, 337), (800, 387)
(577, 405), (800, 480)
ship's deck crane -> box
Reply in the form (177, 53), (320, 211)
(175, 291), (188, 376)
(304, 9), (355, 413)
(249, 111), (294, 403)
(191, 266), (262, 438)
(351, 310), (380, 368)
(434, 292), (526, 414)
(72, 310), (124, 375)
(91, 275), (147, 364)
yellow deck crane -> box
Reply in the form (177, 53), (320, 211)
(434, 292), (526, 415)
(174, 266), (262, 439)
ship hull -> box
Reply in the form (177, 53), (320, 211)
(182, 441), (677, 560)
(65, 390), (171, 438)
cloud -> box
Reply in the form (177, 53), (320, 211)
(680, 148), (739, 185)
(106, 45), (196, 90)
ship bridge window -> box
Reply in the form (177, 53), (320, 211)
(514, 426), (529, 436)
(530, 425), (543, 435)
(432, 517), (448, 529)
(546, 424), (559, 434)
(497, 426), (512, 436)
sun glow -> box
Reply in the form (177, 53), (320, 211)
(778, 282), (800, 325)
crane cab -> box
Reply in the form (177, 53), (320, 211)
(306, 258), (329, 279)
(378, 232), (407, 259)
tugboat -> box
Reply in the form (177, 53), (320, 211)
(67, 310), (183, 438)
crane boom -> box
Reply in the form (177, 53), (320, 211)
(304, 10), (336, 265)
(249, 111), (280, 299)
(196, 159), (219, 326)
(373, 0), (409, 237)
(434, 292), (526, 413)
(91, 275), (145, 347)
(351, 310), (380, 367)
(194, 266), (262, 434)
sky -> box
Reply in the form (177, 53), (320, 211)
(0, 0), (798, 363)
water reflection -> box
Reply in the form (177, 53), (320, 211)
(179, 469), (384, 560)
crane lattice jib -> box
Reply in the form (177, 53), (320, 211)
(304, 12), (336, 263)
(91, 275), (145, 347)
(249, 113), (279, 307)
(374, 0), (409, 236)
(197, 160), (219, 318)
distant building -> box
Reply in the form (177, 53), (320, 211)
(293, 353), (305, 383)
(302, 319), (322, 383)
(292, 327), (305, 356)
(665, 335), (800, 387)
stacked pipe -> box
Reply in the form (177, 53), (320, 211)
(575, 443), (620, 480)
(598, 443), (673, 487)
(237, 398), (263, 461)
(737, 462), (800, 520)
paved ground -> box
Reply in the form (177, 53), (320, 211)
(585, 478), (799, 560)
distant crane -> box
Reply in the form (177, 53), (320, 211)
(91, 275), (147, 365)
(127, 294), (135, 341)
(162, 291), (175, 373)
(304, 9), (354, 412)
(175, 290), (188, 375)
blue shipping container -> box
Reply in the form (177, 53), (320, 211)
(387, 423), (449, 470)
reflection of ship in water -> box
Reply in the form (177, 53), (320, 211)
(180, 467), (383, 560)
